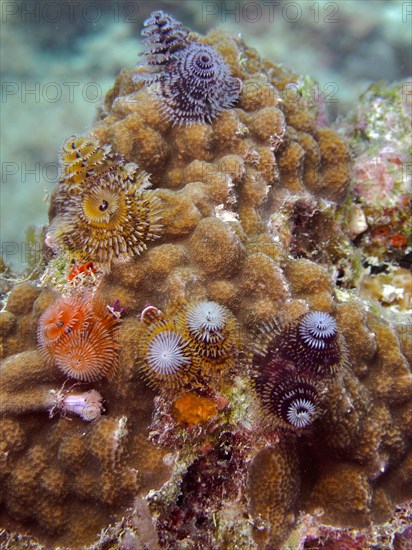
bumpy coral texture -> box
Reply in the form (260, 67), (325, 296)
(0, 16), (411, 550)
(248, 443), (300, 548)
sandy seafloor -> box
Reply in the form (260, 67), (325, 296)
(0, 0), (411, 271)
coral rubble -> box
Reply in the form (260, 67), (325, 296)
(0, 10), (411, 550)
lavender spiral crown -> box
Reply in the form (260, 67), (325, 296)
(139, 10), (189, 68)
(157, 42), (241, 125)
(135, 11), (241, 125)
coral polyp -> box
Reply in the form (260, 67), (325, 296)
(278, 311), (347, 376)
(48, 142), (162, 266)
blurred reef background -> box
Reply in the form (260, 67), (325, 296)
(1, 0), (411, 271)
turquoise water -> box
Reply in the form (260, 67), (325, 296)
(1, 0), (411, 272)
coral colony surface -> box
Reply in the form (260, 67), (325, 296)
(1, 10), (412, 550)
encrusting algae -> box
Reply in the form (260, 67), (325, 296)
(0, 10), (411, 550)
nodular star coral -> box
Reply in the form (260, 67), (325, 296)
(3, 10), (412, 550)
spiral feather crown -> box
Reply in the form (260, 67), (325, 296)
(136, 10), (241, 125)
(48, 136), (162, 267)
